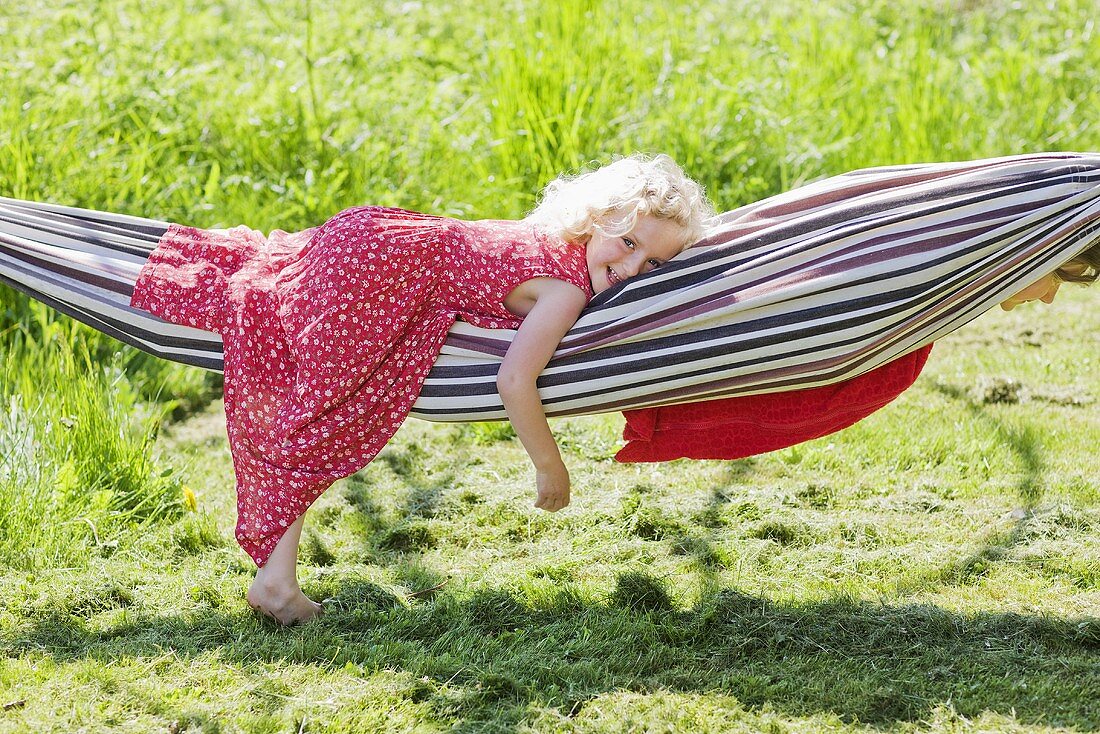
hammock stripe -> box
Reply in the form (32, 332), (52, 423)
(2, 152), (1099, 421)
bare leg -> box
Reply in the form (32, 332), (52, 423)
(246, 513), (323, 625)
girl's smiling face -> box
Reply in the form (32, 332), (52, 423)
(585, 215), (687, 294)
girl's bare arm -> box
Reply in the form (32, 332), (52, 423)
(497, 278), (588, 512)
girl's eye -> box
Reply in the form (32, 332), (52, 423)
(647, 259), (661, 268)
(622, 238), (636, 250)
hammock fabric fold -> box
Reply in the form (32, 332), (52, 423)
(2, 152), (1099, 423)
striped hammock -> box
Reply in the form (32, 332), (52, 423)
(2, 152), (1098, 422)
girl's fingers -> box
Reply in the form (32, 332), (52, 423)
(534, 488), (570, 512)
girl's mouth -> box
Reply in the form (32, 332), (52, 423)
(606, 266), (621, 286)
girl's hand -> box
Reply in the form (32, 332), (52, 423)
(534, 460), (571, 512)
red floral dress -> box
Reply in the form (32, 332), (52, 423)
(131, 206), (593, 565)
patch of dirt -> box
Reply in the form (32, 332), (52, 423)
(966, 378), (1094, 407)
(971, 376), (1021, 405)
(1029, 389), (1095, 407)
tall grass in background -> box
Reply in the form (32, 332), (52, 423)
(0, 305), (185, 568)
(3, 0), (1096, 223)
(0, 0), (1098, 570)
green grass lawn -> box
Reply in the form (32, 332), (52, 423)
(2, 0), (1099, 731)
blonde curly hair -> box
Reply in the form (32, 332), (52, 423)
(526, 154), (715, 251)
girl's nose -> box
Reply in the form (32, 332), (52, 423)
(622, 253), (646, 277)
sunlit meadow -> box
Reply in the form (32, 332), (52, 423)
(1, 0), (1099, 731)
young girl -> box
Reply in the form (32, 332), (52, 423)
(129, 153), (715, 625)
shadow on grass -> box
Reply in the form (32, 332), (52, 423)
(931, 382), (1045, 507)
(6, 578), (1099, 730)
(378, 442), (453, 521)
(896, 383), (1050, 592)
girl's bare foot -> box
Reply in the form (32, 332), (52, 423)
(244, 514), (321, 626)
(246, 572), (322, 626)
